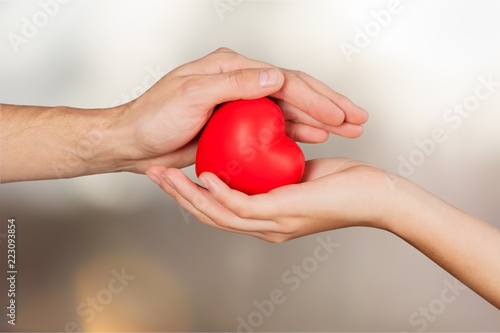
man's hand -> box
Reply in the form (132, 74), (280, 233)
(0, 48), (368, 182)
(122, 47), (368, 173)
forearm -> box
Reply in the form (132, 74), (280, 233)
(0, 103), (138, 182)
(385, 176), (500, 308)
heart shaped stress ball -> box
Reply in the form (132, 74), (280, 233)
(195, 97), (305, 195)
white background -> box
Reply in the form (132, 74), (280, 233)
(0, 0), (499, 331)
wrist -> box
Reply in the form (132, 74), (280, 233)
(369, 172), (419, 232)
(375, 173), (439, 236)
(80, 103), (143, 174)
(0, 103), (148, 182)
(85, 102), (197, 176)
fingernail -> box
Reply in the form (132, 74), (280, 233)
(161, 174), (176, 190)
(259, 68), (281, 88)
(146, 171), (161, 185)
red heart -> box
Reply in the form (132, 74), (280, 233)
(196, 97), (305, 195)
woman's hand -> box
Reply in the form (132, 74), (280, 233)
(146, 158), (392, 242)
(147, 158), (500, 308)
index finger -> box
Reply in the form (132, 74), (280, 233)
(295, 71), (369, 125)
(272, 70), (368, 127)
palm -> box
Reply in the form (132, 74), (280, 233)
(302, 158), (375, 181)
(259, 158), (388, 241)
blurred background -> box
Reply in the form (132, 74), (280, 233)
(0, 0), (499, 331)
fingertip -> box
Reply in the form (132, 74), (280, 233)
(286, 122), (330, 143)
(259, 68), (284, 88)
(159, 168), (187, 190)
(355, 107), (369, 124)
(310, 128), (330, 143)
(146, 165), (167, 174)
(161, 173), (176, 190)
(361, 108), (369, 123)
(346, 105), (369, 125)
(145, 172), (161, 185)
(199, 172), (249, 205)
(199, 171), (224, 192)
(145, 166), (167, 186)
(198, 173), (210, 189)
(355, 124), (365, 137)
(344, 124), (365, 138)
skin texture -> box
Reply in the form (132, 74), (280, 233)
(0, 48), (368, 182)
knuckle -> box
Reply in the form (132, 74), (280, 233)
(214, 216), (233, 228)
(208, 47), (240, 67)
(227, 69), (246, 89)
(216, 192), (255, 219)
(214, 47), (235, 54)
(176, 76), (202, 100)
(289, 69), (308, 79)
(285, 122), (299, 140)
(232, 201), (252, 219)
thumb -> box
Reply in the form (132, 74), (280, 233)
(204, 67), (284, 104)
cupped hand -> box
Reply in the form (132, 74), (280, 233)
(146, 158), (396, 243)
(119, 48), (368, 173)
